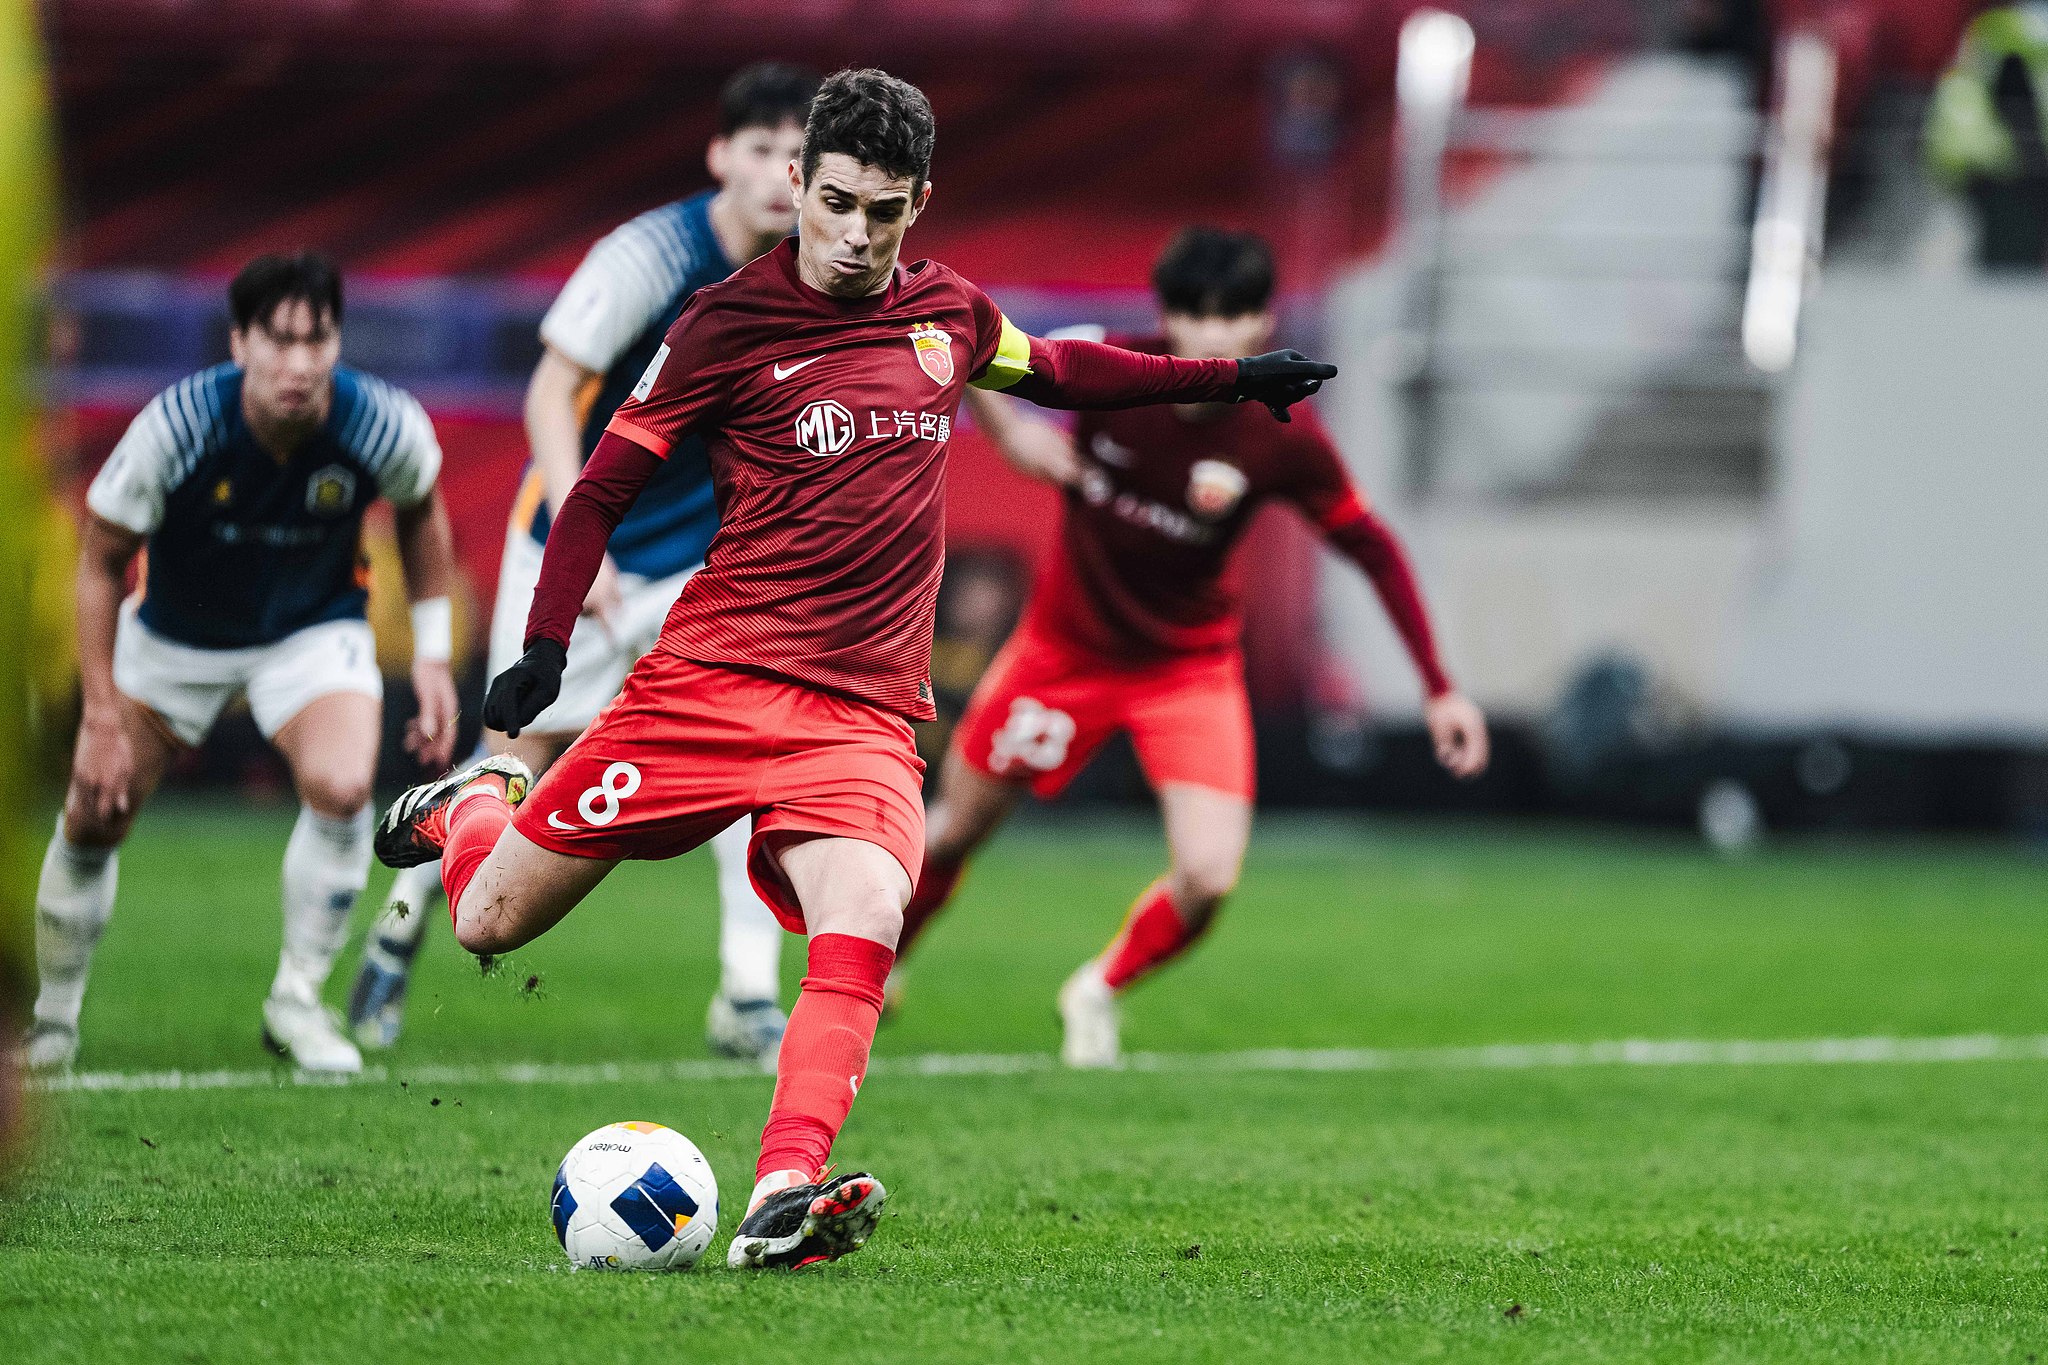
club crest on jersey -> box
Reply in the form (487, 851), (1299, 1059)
(1186, 459), (1248, 521)
(305, 464), (357, 518)
(907, 322), (954, 385)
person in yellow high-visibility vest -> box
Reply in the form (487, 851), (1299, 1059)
(1927, 3), (2048, 268)
(0, 0), (56, 1169)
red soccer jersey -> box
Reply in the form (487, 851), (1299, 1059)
(1028, 334), (1371, 662)
(603, 240), (1011, 719)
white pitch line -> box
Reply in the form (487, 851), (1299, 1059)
(31, 1032), (2048, 1096)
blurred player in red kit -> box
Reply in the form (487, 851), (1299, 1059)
(895, 226), (1489, 1067)
(372, 71), (1338, 1269)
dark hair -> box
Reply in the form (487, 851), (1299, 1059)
(228, 252), (343, 333)
(800, 68), (935, 189)
(719, 62), (820, 137)
(1151, 227), (1275, 317)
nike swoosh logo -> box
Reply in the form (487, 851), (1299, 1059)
(772, 356), (822, 380)
(547, 811), (575, 831)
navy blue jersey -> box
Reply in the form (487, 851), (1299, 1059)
(87, 364), (441, 649)
(521, 190), (734, 579)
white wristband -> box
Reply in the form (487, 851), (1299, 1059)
(410, 596), (453, 663)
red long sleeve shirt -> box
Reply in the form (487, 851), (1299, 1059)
(522, 241), (1236, 719)
(1023, 334), (1451, 696)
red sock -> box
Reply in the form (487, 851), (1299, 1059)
(440, 777), (512, 925)
(895, 855), (965, 960)
(1099, 879), (1206, 991)
(756, 933), (894, 1183)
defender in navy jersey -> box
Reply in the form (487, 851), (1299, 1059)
(350, 63), (820, 1067)
(26, 254), (460, 1075)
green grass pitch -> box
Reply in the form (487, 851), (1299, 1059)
(4, 801), (2048, 1362)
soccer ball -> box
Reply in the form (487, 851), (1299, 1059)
(551, 1121), (720, 1271)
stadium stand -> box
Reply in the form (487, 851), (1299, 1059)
(42, 0), (1983, 741)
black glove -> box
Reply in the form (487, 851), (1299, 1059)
(482, 637), (567, 738)
(1233, 349), (1338, 422)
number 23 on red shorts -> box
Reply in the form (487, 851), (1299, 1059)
(954, 627), (1254, 802)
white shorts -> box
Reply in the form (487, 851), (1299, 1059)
(486, 530), (697, 736)
(113, 601), (383, 748)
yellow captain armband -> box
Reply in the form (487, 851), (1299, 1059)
(970, 314), (1034, 391)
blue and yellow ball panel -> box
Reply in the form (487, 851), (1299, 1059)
(608, 1162), (700, 1252)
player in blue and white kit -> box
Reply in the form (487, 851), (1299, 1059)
(27, 254), (460, 1074)
(348, 64), (819, 1065)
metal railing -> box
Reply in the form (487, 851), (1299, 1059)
(1741, 30), (1837, 373)
(1389, 11), (1834, 502)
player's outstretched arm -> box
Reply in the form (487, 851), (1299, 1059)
(484, 431), (661, 737)
(960, 387), (1083, 488)
(976, 324), (1337, 421)
(1423, 691), (1489, 781)
(73, 392), (176, 825)
(1233, 350), (1341, 422)
(1277, 417), (1487, 779)
(392, 488), (460, 771)
(526, 345), (623, 632)
(1319, 504), (1489, 780)
(70, 515), (145, 823)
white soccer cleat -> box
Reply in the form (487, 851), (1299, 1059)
(23, 1021), (79, 1073)
(705, 994), (787, 1071)
(262, 991), (363, 1074)
(374, 753), (533, 869)
(1057, 960), (1121, 1069)
(347, 939), (416, 1051)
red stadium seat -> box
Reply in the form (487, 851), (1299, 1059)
(1043, 0), (1200, 29)
(876, 0), (1035, 28)
(693, 0), (858, 25)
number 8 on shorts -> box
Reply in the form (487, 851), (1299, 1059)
(577, 761), (642, 826)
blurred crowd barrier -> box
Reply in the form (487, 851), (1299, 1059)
(28, 0), (2048, 832)
(40, 0), (1634, 726)
(1308, 1), (2047, 835)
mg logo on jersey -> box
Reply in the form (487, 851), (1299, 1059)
(1186, 459), (1248, 522)
(305, 464), (357, 517)
(793, 399), (855, 457)
(908, 322), (954, 385)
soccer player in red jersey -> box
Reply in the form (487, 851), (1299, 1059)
(893, 227), (1490, 1068)
(372, 71), (1337, 1270)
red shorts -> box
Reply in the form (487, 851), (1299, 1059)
(514, 652), (927, 932)
(954, 622), (1254, 801)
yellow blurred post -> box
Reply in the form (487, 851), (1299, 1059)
(0, 0), (55, 1163)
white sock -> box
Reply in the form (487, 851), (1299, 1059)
(32, 819), (118, 1032)
(364, 860), (445, 970)
(748, 1168), (811, 1212)
(712, 816), (782, 1003)
(273, 805), (371, 1005)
